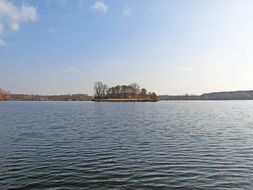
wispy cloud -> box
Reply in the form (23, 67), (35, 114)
(10, 22), (19, 31)
(172, 66), (194, 71)
(0, 23), (4, 34)
(103, 61), (128, 66)
(48, 28), (57, 33)
(123, 7), (132, 16)
(63, 66), (81, 73)
(78, 0), (84, 8)
(47, 0), (66, 6)
(0, 0), (38, 45)
(0, 38), (7, 46)
(91, 1), (108, 13)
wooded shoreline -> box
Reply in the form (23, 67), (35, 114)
(2, 87), (253, 101)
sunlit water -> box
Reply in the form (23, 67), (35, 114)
(0, 101), (253, 190)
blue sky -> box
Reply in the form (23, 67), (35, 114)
(1, 0), (253, 95)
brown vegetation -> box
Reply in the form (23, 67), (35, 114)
(0, 89), (9, 101)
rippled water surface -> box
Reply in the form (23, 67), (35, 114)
(1, 101), (253, 190)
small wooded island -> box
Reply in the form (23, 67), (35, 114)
(93, 82), (158, 102)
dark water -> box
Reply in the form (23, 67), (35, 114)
(0, 101), (253, 190)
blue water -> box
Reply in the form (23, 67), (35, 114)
(0, 101), (253, 189)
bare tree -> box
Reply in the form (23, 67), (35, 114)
(150, 92), (158, 100)
(130, 83), (140, 97)
(94, 82), (108, 99)
(114, 85), (121, 98)
(121, 85), (128, 98)
(140, 88), (147, 97)
(94, 82), (103, 99)
(102, 84), (108, 98)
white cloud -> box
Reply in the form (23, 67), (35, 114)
(20, 3), (38, 22)
(0, 1), (38, 31)
(123, 7), (132, 16)
(91, 1), (108, 13)
(10, 22), (19, 31)
(0, 0), (38, 45)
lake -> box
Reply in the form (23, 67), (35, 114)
(0, 101), (253, 189)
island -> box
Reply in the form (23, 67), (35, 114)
(92, 82), (159, 102)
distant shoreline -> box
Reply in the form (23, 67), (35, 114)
(2, 90), (253, 101)
(159, 90), (253, 101)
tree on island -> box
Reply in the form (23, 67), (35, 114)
(94, 82), (108, 99)
(93, 82), (158, 101)
(140, 88), (147, 96)
(130, 83), (140, 96)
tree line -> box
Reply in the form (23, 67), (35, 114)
(0, 88), (92, 101)
(2, 93), (91, 101)
(94, 82), (158, 100)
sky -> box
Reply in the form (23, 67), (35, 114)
(1, 0), (253, 95)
